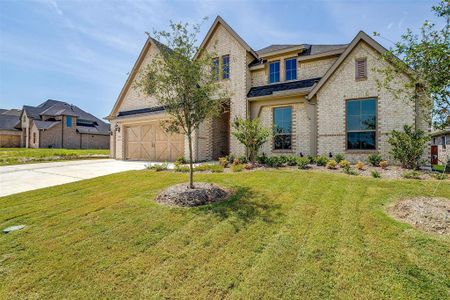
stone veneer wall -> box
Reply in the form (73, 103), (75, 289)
(316, 41), (426, 163)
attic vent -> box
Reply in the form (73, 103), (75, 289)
(355, 58), (367, 80)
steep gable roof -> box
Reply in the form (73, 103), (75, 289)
(108, 37), (164, 119)
(307, 31), (387, 99)
(195, 16), (257, 59)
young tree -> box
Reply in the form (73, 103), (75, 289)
(387, 125), (429, 169)
(374, 0), (449, 128)
(137, 20), (227, 188)
(232, 117), (270, 162)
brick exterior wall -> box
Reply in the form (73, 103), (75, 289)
(316, 41), (423, 163)
(80, 134), (109, 149)
(40, 123), (62, 148)
(29, 122), (40, 148)
(298, 57), (337, 80)
(258, 99), (316, 156)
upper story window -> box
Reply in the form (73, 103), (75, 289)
(442, 136), (447, 149)
(285, 58), (297, 81)
(346, 98), (376, 150)
(269, 61), (280, 83)
(355, 58), (367, 80)
(222, 55), (230, 79)
(66, 116), (72, 128)
(33, 132), (36, 144)
(212, 57), (219, 81)
(273, 106), (292, 150)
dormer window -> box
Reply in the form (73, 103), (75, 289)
(269, 61), (280, 83)
(285, 58), (297, 81)
(355, 58), (367, 80)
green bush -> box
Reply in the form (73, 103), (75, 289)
(231, 164), (244, 172)
(371, 170), (381, 178)
(315, 156), (329, 166)
(218, 157), (229, 167)
(402, 170), (422, 179)
(296, 157), (310, 169)
(367, 153), (383, 166)
(147, 163), (168, 171)
(339, 160), (350, 169)
(175, 165), (190, 172)
(194, 164), (223, 172)
(175, 156), (187, 165)
(284, 155), (298, 166)
(326, 160), (337, 169)
(256, 153), (268, 165)
(343, 166), (358, 176)
(432, 172), (448, 180)
(307, 155), (316, 164)
(266, 156), (283, 168)
(388, 125), (428, 169)
(334, 153), (345, 163)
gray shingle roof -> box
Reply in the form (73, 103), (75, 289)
(33, 120), (60, 130)
(256, 44), (304, 55)
(247, 77), (321, 98)
(23, 99), (110, 135)
(0, 114), (20, 131)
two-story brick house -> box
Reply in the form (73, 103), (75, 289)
(108, 16), (428, 163)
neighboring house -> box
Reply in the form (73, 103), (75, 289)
(108, 16), (429, 163)
(20, 99), (110, 149)
(431, 125), (449, 166)
(0, 109), (22, 147)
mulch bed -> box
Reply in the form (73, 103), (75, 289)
(155, 182), (229, 207)
(388, 197), (450, 235)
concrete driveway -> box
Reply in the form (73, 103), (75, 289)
(0, 159), (150, 197)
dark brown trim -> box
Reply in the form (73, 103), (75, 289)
(344, 97), (379, 153)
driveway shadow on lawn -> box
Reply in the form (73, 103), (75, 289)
(195, 186), (284, 231)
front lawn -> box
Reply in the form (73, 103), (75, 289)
(0, 170), (449, 299)
(0, 148), (110, 166)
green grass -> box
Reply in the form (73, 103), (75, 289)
(0, 170), (449, 299)
(0, 148), (110, 166)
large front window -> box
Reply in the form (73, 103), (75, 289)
(269, 61), (280, 83)
(273, 106), (292, 150)
(285, 58), (297, 81)
(346, 98), (377, 150)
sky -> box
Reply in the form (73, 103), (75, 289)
(0, 0), (440, 120)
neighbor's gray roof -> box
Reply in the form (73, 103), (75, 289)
(0, 114), (20, 131)
(23, 99), (110, 135)
(1, 109), (21, 116)
(33, 120), (60, 130)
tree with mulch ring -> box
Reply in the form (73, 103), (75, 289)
(388, 197), (450, 235)
(156, 183), (230, 207)
(136, 18), (229, 190)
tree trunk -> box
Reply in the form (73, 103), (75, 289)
(187, 133), (194, 189)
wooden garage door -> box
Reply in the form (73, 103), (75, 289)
(125, 121), (184, 161)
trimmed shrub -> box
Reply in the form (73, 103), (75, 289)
(209, 165), (224, 173)
(231, 164), (244, 172)
(343, 166), (359, 176)
(387, 125), (428, 169)
(367, 153), (382, 166)
(339, 160), (350, 169)
(284, 155), (298, 166)
(315, 156), (329, 166)
(307, 155), (316, 164)
(355, 161), (365, 170)
(218, 157), (229, 167)
(256, 153), (268, 165)
(334, 153), (345, 163)
(266, 156), (283, 168)
(296, 157), (310, 169)
(175, 165), (190, 172)
(326, 160), (338, 169)
(379, 160), (389, 169)
(402, 170), (422, 179)
(432, 173), (448, 180)
(175, 156), (187, 165)
(371, 170), (381, 178)
(147, 163), (168, 171)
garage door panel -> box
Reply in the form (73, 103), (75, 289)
(125, 121), (184, 162)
